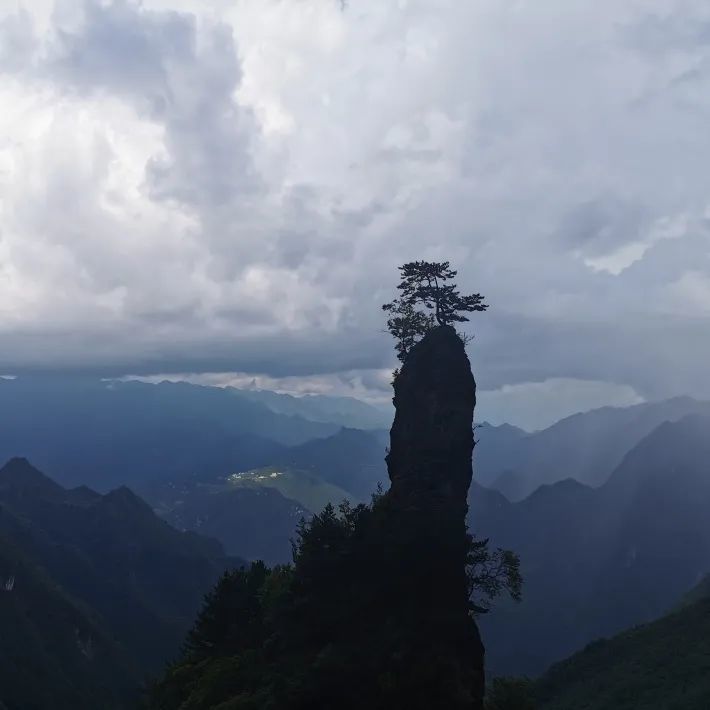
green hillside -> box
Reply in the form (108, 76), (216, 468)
(0, 533), (136, 709)
(0, 457), (240, 708)
(150, 462), (360, 564)
(536, 593), (710, 710)
(226, 466), (357, 510)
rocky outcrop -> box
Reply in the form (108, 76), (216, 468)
(387, 325), (476, 518)
(385, 325), (485, 709)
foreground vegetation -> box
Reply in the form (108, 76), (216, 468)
(149, 494), (520, 710)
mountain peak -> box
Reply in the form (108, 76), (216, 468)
(388, 325), (476, 513)
(524, 477), (592, 504)
(101, 485), (155, 515)
(605, 412), (710, 491)
(2, 456), (35, 472)
(0, 457), (64, 496)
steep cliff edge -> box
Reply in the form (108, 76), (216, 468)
(388, 324), (476, 515)
(385, 325), (484, 709)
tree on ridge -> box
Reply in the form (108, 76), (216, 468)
(382, 260), (488, 361)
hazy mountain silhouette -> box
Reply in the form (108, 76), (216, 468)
(0, 376), (337, 490)
(273, 427), (389, 500)
(474, 413), (710, 675)
(6, 375), (704, 504)
(4, 377), (709, 690)
(236, 388), (391, 429)
(152, 482), (309, 564)
(474, 396), (710, 499)
(145, 428), (389, 564)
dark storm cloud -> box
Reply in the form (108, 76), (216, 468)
(45, 0), (259, 209)
(1, 0), (710, 422)
(557, 198), (648, 255)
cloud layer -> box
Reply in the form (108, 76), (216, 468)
(2, 0), (710, 422)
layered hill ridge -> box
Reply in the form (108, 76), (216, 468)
(154, 483), (308, 564)
(0, 529), (136, 710)
(236, 388), (391, 429)
(276, 426), (388, 500)
(536, 582), (710, 710)
(2, 373), (707, 505)
(474, 412), (710, 676)
(0, 458), (239, 709)
(475, 395), (710, 499)
(138, 396), (710, 681)
(0, 376), (337, 490)
(145, 427), (389, 564)
(141, 403), (710, 681)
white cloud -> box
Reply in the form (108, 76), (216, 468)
(1, 0), (710, 417)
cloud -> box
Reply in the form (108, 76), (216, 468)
(1, 0), (710, 425)
(130, 366), (394, 406)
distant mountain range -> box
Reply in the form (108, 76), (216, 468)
(0, 458), (238, 708)
(235, 388), (391, 429)
(273, 427), (389, 500)
(0, 376), (339, 490)
(145, 427), (390, 564)
(475, 395), (710, 500)
(3, 377), (710, 689)
(474, 413), (710, 675)
(147, 410), (710, 679)
(4, 375), (708, 503)
(151, 482), (309, 565)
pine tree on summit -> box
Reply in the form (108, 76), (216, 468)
(382, 260), (488, 361)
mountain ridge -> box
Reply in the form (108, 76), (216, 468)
(474, 395), (710, 499)
(536, 590), (710, 710)
(473, 412), (710, 675)
(0, 457), (241, 707)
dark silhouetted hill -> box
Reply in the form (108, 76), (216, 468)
(0, 458), (240, 707)
(536, 582), (710, 710)
(0, 530), (137, 710)
(153, 481), (308, 564)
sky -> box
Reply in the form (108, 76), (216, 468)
(1, 0), (710, 429)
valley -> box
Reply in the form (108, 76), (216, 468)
(2, 376), (710, 707)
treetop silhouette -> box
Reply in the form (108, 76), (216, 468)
(383, 260), (488, 361)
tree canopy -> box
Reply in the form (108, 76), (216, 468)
(383, 260), (488, 361)
(148, 494), (521, 710)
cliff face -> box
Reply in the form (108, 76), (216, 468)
(387, 325), (476, 517)
(385, 325), (485, 709)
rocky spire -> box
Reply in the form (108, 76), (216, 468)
(384, 324), (485, 709)
(387, 325), (476, 518)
